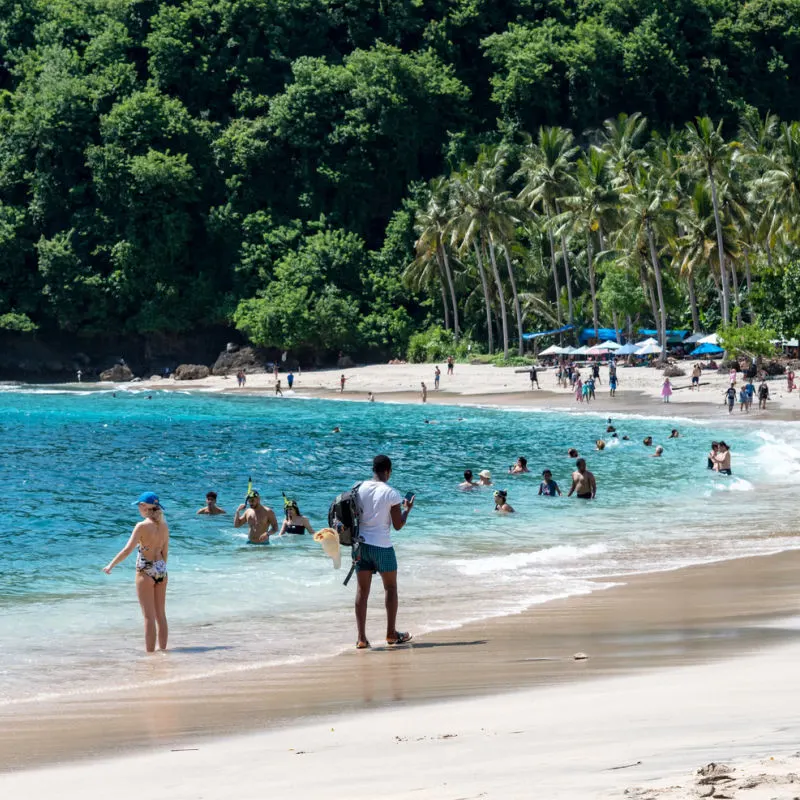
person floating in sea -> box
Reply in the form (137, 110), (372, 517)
(459, 470), (479, 490)
(103, 492), (169, 653)
(567, 448), (579, 458)
(197, 491), (226, 515)
(724, 385), (736, 414)
(643, 436), (653, 447)
(478, 469), (493, 487)
(354, 454), (414, 649)
(713, 441), (732, 475)
(529, 364), (539, 389)
(758, 380), (769, 410)
(234, 489), (278, 543)
(340, 374), (347, 393)
(661, 377), (673, 403)
(332, 426), (341, 433)
(493, 489), (515, 513)
(279, 499), (315, 536)
(509, 456), (529, 474)
(568, 458), (596, 500)
(653, 445), (664, 458)
(421, 382), (428, 403)
(434, 366), (441, 390)
(596, 439), (606, 451)
(538, 469), (561, 496)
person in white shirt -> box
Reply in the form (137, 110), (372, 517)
(354, 454), (414, 649)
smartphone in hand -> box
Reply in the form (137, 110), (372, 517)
(404, 491), (415, 504)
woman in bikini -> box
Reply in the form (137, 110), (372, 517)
(279, 499), (316, 536)
(104, 492), (169, 652)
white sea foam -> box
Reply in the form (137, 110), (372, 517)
(452, 543), (610, 576)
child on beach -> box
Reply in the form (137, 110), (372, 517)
(661, 378), (672, 403)
(758, 381), (769, 410)
(739, 387), (748, 412)
(724, 385), (736, 413)
(609, 373), (618, 397)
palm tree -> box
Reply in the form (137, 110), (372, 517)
(596, 112), (649, 189)
(403, 237), (451, 329)
(411, 179), (460, 340)
(516, 126), (579, 332)
(684, 117), (733, 325)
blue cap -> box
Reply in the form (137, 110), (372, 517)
(133, 492), (163, 509)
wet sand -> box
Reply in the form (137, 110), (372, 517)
(2, 549), (799, 772)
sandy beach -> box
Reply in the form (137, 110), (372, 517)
(132, 360), (800, 420)
(2, 549), (800, 798)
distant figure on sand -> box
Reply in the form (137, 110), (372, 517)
(354, 454), (414, 649)
(434, 366), (441, 390)
(340, 374), (347, 393)
(478, 469), (493, 487)
(279, 500), (315, 536)
(103, 492), (169, 653)
(493, 489), (515, 513)
(758, 381), (769, 410)
(197, 491), (226, 515)
(459, 470), (479, 490)
(529, 365), (539, 389)
(661, 378), (672, 403)
(234, 489), (278, 543)
(447, 356), (454, 376)
(367, 392), (375, 402)
(421, 382), (427, 403)
(76, 369), (82, 382)
(739, 387), (748, 413)
(509, 456), (529, 474)
(609, 373), (618, 396)
(788, 370), (795, 393)
(287, 371), (294, 390)
(568, 459), (596, 500)
(691, 364), (701, 390)
(538, 470), (561, 496)
(724, 385), (736, 413)
(275, 378), (283, 396)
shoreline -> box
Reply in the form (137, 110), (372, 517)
(2, 548), (800, 773)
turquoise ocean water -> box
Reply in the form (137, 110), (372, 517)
(1, 386), (799, 706)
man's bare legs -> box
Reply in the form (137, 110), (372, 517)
(355, 570), (372, 646)
(355, 569), (399, 645)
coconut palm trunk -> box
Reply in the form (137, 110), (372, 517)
(487, 236), (510, 359)
(708, 173), (730, 325)
(587, 233), (599, 340)
(646, 220), (667, 352)
(729, 257), (742, 326)
(474, 241), (494, 354)
(687, 274), (701, 333)
(438, 265), (451, 331)
(439, 242), (459, 343)
(743, 250), (754, 320)
(500, 240), (524, 356)
(612, 311), (621, 343)
(546, 214), (562, 326)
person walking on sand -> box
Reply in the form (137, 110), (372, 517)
(354, 454), (414, 649)
(739, 386), (748, 413)
(421, 382), (427, 403)
(661, 377), (673, 403)
(529, 365), (539, 389)
(434, 366), (441, 390)
(691, 363), (701, 390)
(340, 374), (347, 393)
(609, 372), (618, 397)
(758, 380), (769, 410)
(447, 356), (454, 376)
(287, 371), (294, 390)
(275, 378), (283, 396)
(234, 489), (278, 543)
(724, 385), (736, 414)
(103, 492), (169, 652)
(567, 459), (596, 500)
(788, 369), (796, 393)
(729, 367), (737, 387)
(575, 376), (583, 402)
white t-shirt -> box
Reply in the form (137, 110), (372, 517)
(358, 479), (402, 548)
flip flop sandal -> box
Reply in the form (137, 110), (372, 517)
(356, 640), (371, 649)
(386, 632), (412, 645)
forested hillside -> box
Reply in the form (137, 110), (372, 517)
(2, 0), (800, 360)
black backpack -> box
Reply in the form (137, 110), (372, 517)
(328, 482), (363, 546)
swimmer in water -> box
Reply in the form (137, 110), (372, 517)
(668, 429), (680, 439)
(478, 469), (493, 487)
(459, 470), (479, 490)
(197, 491), (226, 515)
(567, 458), (596, 500)
(643, 436), (653, 447)
(538, 469), (561, 497)
(234, 490), (278, 543)
(103, 492), (169, 652)
(279, 499), (315, 536)
(652, 445), (664, 457)
(595, 439), (606, 451)
(509, 456), (529, 474)
(493, 489), (515, 513)
(567, 448), (579, 458)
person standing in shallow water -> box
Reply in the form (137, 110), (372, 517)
(568, 459), (596, 500)
(103, 492), (169, 653)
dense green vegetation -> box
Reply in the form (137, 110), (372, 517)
(2, 0), (800, 360)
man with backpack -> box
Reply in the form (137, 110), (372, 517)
(353, 454), (414, 649)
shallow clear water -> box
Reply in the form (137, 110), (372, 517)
(1, 386), (799, 705)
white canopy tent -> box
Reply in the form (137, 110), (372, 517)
(635, 337), (659, 347)
(539, 344), (563, 356)
(697, 333), (719, 345)
(636, 343), (665, 356)
(601, 340), (623, 350)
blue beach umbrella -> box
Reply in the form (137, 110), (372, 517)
(690, 342), (724, 356)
